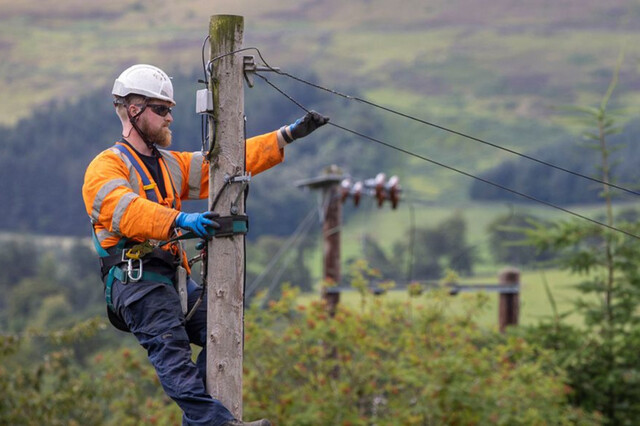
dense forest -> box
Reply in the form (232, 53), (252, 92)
(470, 120), (640, 204)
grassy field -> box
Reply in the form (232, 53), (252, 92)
(299, 199), (635, 274)
(289, 199), (631, 329)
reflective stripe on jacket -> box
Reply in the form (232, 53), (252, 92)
(82, 131), (284, 250)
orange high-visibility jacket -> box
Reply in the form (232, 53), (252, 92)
(82, 131), (284, 250)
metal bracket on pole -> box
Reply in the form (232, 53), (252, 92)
(243, 55), (280, 87)
(225, 173), (252, 215)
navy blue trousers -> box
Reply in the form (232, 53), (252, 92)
(110, 276), (236, 426)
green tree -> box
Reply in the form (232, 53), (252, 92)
(487, 211), (554, 267)
(58, 241), (103, 312)
(393, 212), (475, 281)
(524, 56), (640, 424)
(7, 276), (59, 332)
(361, 234), (401, 280)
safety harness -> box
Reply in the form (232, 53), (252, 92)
(92, 230), (178, 331)
(113, 143), (161, 202)
(92, 142), (249, 332)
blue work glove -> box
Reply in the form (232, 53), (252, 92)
(175, 212), (220, 238)
(280, 110), (330, 143)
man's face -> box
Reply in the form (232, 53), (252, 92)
(138, 100), (173, 148)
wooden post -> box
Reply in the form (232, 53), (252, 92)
(295, 167), (345, 316)
(322, 165), (342, 316)
(206, 14), (244, 419)
(498, 267), (520, 332)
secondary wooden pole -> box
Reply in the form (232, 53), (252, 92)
(322, 165), (343, 316)
(498, 267), (520, 332)
(295, 167), (346, 316)
(206, 14), (245, 419)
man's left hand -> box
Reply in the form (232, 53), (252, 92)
(282, 111), (330, 143)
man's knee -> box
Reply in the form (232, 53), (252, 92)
(122, 285), (183, 336)
(145, 325), (199, 396)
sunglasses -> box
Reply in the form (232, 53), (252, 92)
(146, 104), (173, 117)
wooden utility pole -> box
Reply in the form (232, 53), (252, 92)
(322, 165), (343, 316)
(207, 14), (245, 419)
(297, 167), (402, 315)
(498, 267), (520, 332)
(296, 166), (345, 316)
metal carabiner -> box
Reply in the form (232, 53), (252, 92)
(126, 258), (143, 282)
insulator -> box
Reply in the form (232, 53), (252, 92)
(388, 176), (400, 209)
(353, 181), (362, 207)
(387, 175), (399, 189)
(340, 178), (351, 203)
(374, 173), (386, 208)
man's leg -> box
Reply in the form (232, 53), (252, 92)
(181, 280), (271, 426)
(115, 280), (235, 426)
(184, 278), (208, 383)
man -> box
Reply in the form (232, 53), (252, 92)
(82, 64), (328, 426)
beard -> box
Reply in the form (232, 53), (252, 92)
(139, 117), (172, 148)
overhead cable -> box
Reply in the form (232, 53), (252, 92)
(254, 73), (640, 241)
(245, 205), (318, 298)
(247, 48), (640, 199)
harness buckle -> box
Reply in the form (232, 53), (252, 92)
(124, 241), (155, 260)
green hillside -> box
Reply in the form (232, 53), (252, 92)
(3, 0), (639, 128)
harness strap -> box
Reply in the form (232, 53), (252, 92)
(113, 143), (159, 203)
(91, 224), (116, 258)
(91, 227), (174, 312)
(103, 215), (248, 315)
(160, 214), (249, 246)
(104, 267), (174, 311)
(215, 214), (249, 238)
(99, 246), (178, 277)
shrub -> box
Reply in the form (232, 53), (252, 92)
(244, 284), (598, 425)
(0, 318), (180, 426)
(0, 286), (600, 425)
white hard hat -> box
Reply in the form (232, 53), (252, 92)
(112, 64), (175, 105)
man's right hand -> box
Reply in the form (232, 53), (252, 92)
(175, 212), (220, 238)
